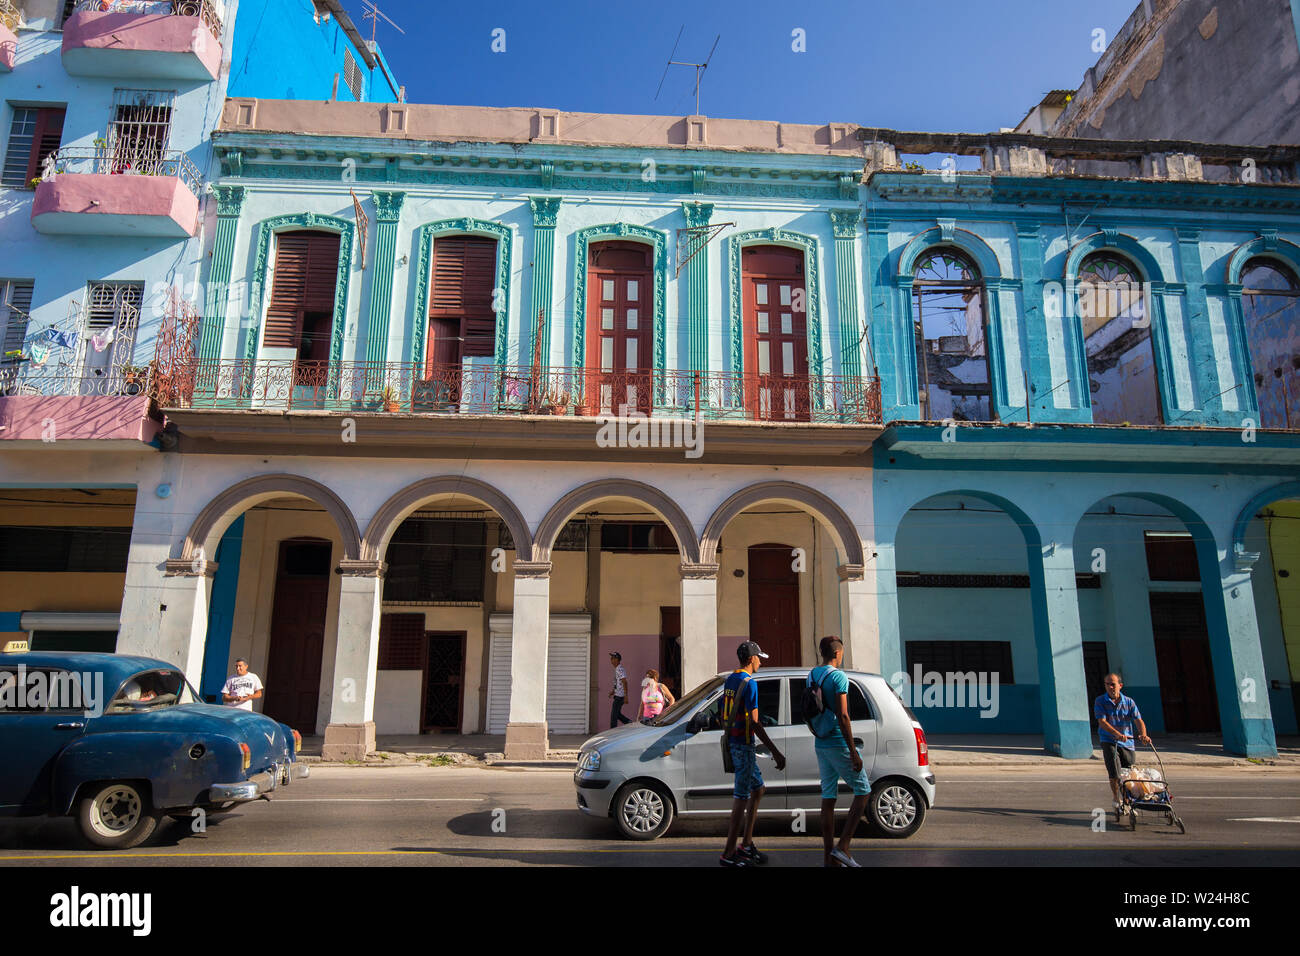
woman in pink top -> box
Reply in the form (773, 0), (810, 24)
(640, 668), (676, 721)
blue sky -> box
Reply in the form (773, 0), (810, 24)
(346, 0), (1138, 131)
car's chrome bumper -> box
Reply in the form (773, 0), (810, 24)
(211, 761), (309, 802)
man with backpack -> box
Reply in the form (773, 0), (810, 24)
(805, 636), (870, 867)
(719, 641), (786, 867)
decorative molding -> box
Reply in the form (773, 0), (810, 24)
(1100, 226), (1120, 246)
(245, 213), (356, 379)
(1259, 228), (1279, 250)
(682, 202), (714, 372)
(837, 563), (865, 582)
(409, 217), (514, 368)
(682, 201), (714, 229)
(164, 558), (219, 578)
(692, 167), (706, 193)
(213, 184), (245, 218)
(699, 480), (864, 567)
(727, 227), (824, 377)
(371, 190), (405, 223)
(829, 209), (860, 239)
(336, 559), (387, 577)
(936, 218), (956, 242)
(512, 560), (553, 579)
(539, 162), (554, 190)
(572, 223), (669, 376)
(529, 196), (562, 228)
(838, 173), (856, 200)
(680, 563), (720, 580)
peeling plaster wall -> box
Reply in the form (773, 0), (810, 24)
(1057, 0), (1300, 146)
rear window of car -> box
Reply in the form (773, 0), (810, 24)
(788, 675), (875, 723)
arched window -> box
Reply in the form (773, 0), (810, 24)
(912, 248), (991, 422)
(1241, 258), (1300, 429)
(1078, 253), (1161, 425)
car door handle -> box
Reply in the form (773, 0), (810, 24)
(55, 722), (85, 731)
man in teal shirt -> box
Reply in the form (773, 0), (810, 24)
(808, 636), (870, 867)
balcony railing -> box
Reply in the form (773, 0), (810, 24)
(159, 360), (884, 424)
(48, 146), (203, 197)
(72, 0), (224, 37)
(1, 360), (152, 398)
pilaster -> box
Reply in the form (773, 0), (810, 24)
(829, 209), (864, 379)
(527, 197), (562, 368)
(682, 202), (714, 374)
(364, 191), (405, 367)
(198, 185), (246, 362)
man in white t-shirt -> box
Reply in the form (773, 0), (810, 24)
(222, 659), (263, 711)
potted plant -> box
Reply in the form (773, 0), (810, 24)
(545, 389), (570, 415)
(121, 363), (150, 396)
(379, 384), (402, 412)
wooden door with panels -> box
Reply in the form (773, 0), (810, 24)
(583, 241), (652, 416)
(421, 236), (497, 409)
(742, 245), (809, 421)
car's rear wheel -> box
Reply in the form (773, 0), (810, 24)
(77, 782), (159, 849)
(613, 781), (674, 840)
(868, 779), (926, 838)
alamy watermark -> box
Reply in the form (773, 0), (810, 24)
(595, 404), (703, 460)
(0, 666), (105, 717)
(889, 665), (1001, 718)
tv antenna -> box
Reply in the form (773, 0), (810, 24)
(360, 0), (405, 48)
(655, 27), (720, 116)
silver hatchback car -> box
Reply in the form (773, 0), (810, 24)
(574, 668), (936, 840)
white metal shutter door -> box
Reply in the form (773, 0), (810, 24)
(485, 630), (512, 735)
(545, 633), (589, 734)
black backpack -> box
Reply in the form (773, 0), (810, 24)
(801, 668), (835, 738)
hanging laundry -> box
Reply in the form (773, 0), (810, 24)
(41, 329), (77, 349)
(29, 342), (50, 366)
(91, 327), (115, 353)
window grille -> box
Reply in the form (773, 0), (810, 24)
(108, 89), (175, 173)
(1, 279), (34, 367)
(343, 48), (363, 101)
(905, 641), (1015, 684)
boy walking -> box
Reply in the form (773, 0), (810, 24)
(807, 636), (870, 867)
(1095, 672), (1151, 813)
(720, 641), (785, 867)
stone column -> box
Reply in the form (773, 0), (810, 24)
(838, 563), (877, 672)
(363, 191), (406, 370)
(682, 201), (714, 375)
(527, 197), (562, 367)
(1029, 543), (1093, 758)
(829, 210), (864, 379)
(871, 541), (903, 678)
(117, 558), (215, 684)
(505, 560), (552, 760)
(1206, 550), (1278, 757)
(322, 559), (385, 761)
(680, 563), (719, 694)
(197, 185), (246, 363)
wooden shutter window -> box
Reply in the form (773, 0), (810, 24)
(431, 237), (497, 358)
(263, 231), (341, 349)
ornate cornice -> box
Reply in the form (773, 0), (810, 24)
(409, 217), (514, 368)
(530, 196), (562, 228)
(829, 209), (860, 239)
(572, 223), (669, 378)
(680, 562), (720, 581)
(372, 190), (406, 223)
(164, 558), (220, 578)
(837, 563), (865, 582)
(213, 184), (246, 218)
(513, 560), (553, 579)
(727, 227), (824, 379)
(336, 559), (387, 577)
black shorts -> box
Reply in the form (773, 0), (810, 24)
(1102, 742), (1135, 780)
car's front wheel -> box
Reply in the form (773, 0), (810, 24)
(868, 779), (926, 838)
(613, 781), (674, 840)
(77, 782), (159, 849)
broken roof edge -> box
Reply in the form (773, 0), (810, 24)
(317, 0), (377, 70)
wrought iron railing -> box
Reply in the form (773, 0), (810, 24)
(160, 360), (884, 424)
(0, 360), (153, 398)
(71, 0), (223, 36)
(1, 0), (21, 31)
(46, 146), (203, 197)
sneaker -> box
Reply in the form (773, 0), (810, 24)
(830, 847), (861, 868)
(737, 843), (768, 864)
(719, 853), (748, 867)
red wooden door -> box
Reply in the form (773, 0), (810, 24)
(742, 246), (809, 421)
(584, 242), (652, 416)
(1150, 593), (1220, 732)
(264, 539), (331, 732)
(747, 543), (802, 667)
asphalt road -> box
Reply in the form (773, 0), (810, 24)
(2, 765), (1298, 866)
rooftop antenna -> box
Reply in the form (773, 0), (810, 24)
(655, 27), (720, 116)
(360, 0), (405, 50)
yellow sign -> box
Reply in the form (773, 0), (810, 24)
(2, 640), (30, 653)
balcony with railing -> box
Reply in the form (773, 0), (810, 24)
(0, 0), (19, 72)
(31, 146), (202, 237)
(62, 0), (224, 81)
(158, 360), (883, 425)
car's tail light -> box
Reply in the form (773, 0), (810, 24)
(239, 742), (251, 771)
(292, 729), (301, 753)
(914, 726), (928, 767)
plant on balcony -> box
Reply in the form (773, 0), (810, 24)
(379, 384), (402, 413)
(542, 389), (571, 415)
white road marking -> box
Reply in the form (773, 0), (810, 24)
(273, 798), (486, 803)
(1227, 816), (1300, 823)
(1176, 796), (1299, 801)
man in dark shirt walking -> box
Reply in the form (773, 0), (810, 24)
(719, 641), (785, 867)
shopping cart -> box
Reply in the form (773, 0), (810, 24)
(1116, 739), (1185, 834)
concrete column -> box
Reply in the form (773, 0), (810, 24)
(838, 564), (877, 672)
(118, 558), (214, 684)
(198, 185), (246, 363)
(872, 541), (903, 678)
(1205, 550), (1278, 756)
(322, 560), (384, 761)
(1029, 543), (1092, 758)
(680, 563), (719, 694)
(505, 560), (552, 760)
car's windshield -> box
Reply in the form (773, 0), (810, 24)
(650, 675), (725, 726)
(106, 670), (198, 713)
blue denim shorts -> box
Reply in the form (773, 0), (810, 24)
(816, 745), (871, 800)
(730, 742), (764, 799)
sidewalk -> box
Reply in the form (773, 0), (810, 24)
(299, 732), (1300, 768)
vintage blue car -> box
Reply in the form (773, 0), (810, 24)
(0, 651), (308, 849)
